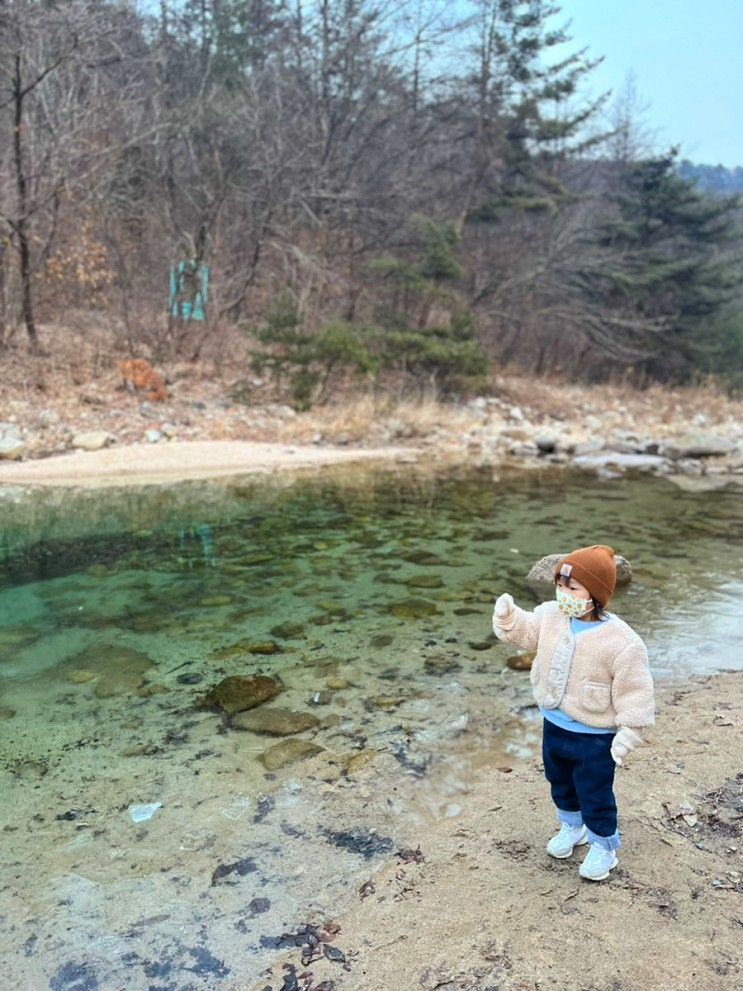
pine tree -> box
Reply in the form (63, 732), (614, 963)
(465, 0), (606, 222)
(575, 151), (741, 381)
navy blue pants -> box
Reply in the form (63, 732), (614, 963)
(542, 719), (619, 845)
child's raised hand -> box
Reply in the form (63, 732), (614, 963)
(493, 592), (515, 620)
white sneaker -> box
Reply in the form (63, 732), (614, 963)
(579, 843), (618, 881)
(546, 822), (588, 859)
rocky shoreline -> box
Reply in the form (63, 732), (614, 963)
(1, 388), (741, 491)
(247, 671), (743, 991)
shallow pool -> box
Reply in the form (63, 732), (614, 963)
(1, 464), (740, 990)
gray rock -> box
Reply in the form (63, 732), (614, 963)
(0, 436), (24, 460)
(660, 434), (737, 460)
(509, 443), (539, 458)
(527, 552), (632, 589)
(573, 452), (668, 473)
(535, 435), (557, 454)
(572, 440), (604, 457)
(72, 431), (111, 452)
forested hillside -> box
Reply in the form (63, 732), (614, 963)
(1, 1), (741, 397)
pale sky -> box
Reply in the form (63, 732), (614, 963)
(554, 0), (743, 167)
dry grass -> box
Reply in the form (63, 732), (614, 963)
(1, 317), (741, 456)
(277, 393), (479, 444)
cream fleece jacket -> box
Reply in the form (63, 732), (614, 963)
(493, 600), (655, 731)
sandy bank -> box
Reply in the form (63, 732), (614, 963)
(0, 440), (418, 489)
(251, 672), (742, 991)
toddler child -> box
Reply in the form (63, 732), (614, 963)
(492, 544), (655, 880)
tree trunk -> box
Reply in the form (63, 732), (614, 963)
(13, 55), (39, 350)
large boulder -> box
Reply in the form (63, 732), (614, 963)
(526, 552), (632, 591)
(659, 434), (738, 460)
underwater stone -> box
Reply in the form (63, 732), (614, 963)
(210, 638), (255, 660)
(343, 749), (378, 773)
(200, 595), (233, 607)
(401, 551), (446, 565)
(372, 694), (408, 709)
(270, 622), (305, 639)
(0, 706), (16, 719)
(67, 669), (98, 683)
(424, 655), (461, 676)
(135, 682), (169, 697)
(231, 707), (320, 736)
(390, 598), (441, 619)
(370, 634), (394, 648)
(206, 675), (284, 714)
(260, 738), (324, 771)
(469, 640), (497, 651)
(405, 575), (445, 589)
(248, 641), (281, 655)
(325, 676), (351, 690)
(85, 564), (110, 578)
(95, 671), (146, 698)
(506, 652), (535, 671)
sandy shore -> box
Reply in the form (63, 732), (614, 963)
(0, 440), (418, 489)
(250, 672), (742, 991)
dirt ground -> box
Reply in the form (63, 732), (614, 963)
(248, 672), (743, 991)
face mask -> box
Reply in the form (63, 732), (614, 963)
(556, 587), (593, 618)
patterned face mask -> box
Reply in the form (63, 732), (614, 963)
(555, 587), (594, 618)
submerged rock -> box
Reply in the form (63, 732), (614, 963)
(248, 641), (281, 655)
(64, 644), (155, 698)
(405, 575), (445, 589)
(200, 594), (233, 607)
(260, 738), (324, 771)
(206, 675), (284, 714)
(67, 669), (98, 684)
(401, 551), (446, 566)
(370, 634), (394, 648)
(0, 706), (16, 719)
(231, 707), (319, 736)
(372, 694), (408, 709)
(270, 622), (305, 639)
(424, 655), (461, 676)
(390, 598), (441, 619)
(343, 749), (378, 773)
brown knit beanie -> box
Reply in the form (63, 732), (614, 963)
(554, 544), (617, 604)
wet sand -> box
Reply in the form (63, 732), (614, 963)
(250, 671), (743, 991)
(0, 440), (419, 489)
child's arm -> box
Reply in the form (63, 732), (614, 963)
(492, 594), (549, 652)
(611, 639), (655, 732)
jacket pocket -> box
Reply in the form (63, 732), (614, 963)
(529, 658), (540, 686)
(580, 680), (611, 713)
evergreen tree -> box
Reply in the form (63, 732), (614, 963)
(575, 151), (741, 381)
(465, 0), (606, 222)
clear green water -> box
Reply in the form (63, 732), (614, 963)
(0, 464), (741, 990)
